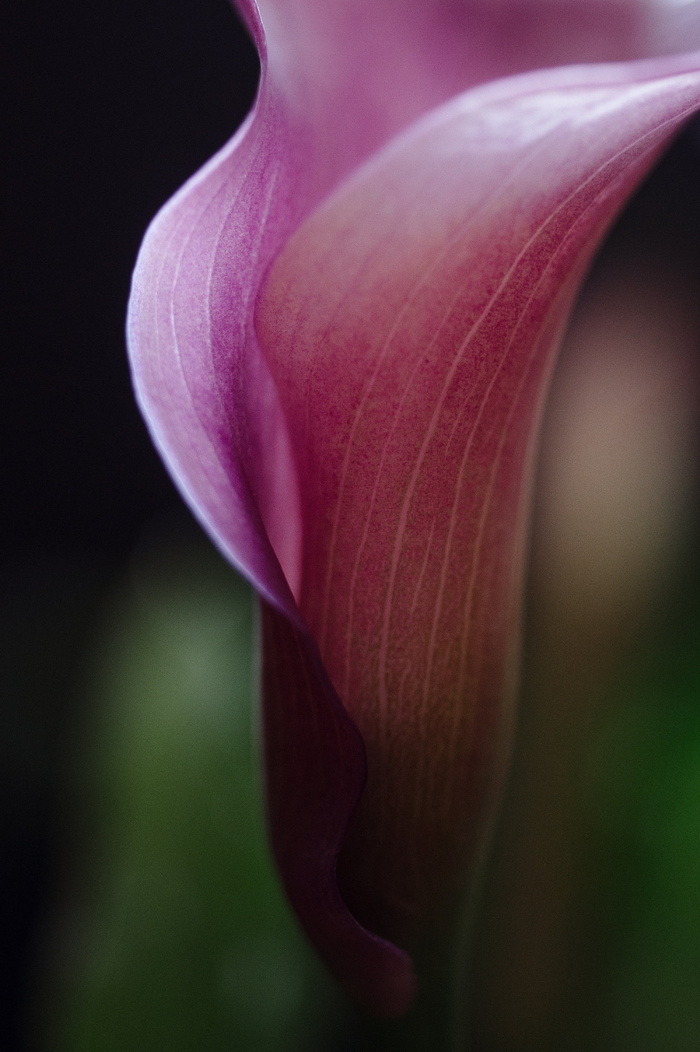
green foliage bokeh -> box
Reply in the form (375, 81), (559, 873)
(43, 526), (342, 1052)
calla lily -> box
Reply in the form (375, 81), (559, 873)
(127, 0), (700, 1020)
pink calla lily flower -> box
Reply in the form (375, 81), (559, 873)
(128, 0), (700, 1017)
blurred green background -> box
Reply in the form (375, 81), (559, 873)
(20, 511), (700, 1052)
(30, 523), (348, 1052)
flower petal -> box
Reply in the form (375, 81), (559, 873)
(127, 0), (700, 609)
(126, 0), (420, 1013)
(257, 53), (700, 960)
(126, 36), (303, 613)
(128, 0), (700, 1021)
(261, 604), (417, 1014)
(255, 0), (690, 182)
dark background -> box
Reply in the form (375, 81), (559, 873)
(2, 0), (258, 559)
(2, 3), (258, 1047)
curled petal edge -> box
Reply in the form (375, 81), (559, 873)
(127, 14), (700, 1016)
(257, 53), (700, 1007)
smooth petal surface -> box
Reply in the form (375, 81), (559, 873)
(258, 54), (700, 960)
(127, 0), (700, 625)
(127, 4), (418, 1006)
(127, 1), (700, 625)
(258, 0), (650, 186)
(127, 0), (700, 1020)
(261, 605), (418, 1014)
(258, 0), (700, 178)
(127, 44), (303, 617)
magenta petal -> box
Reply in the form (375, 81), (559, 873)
(242, 1), (700, 195)
(128, 0), (700, 1022)
(126, 2), (417, 1011)
(126, 0), (331, 615)
(261, 604), (416, 1014)
(127, 2), (700, 614)
(258, 54), (700, 952)
(127, 118), (298, 614)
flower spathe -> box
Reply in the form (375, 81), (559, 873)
(127, 0), (700, 1016)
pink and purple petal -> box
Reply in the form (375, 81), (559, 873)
(128, 0), (700, 1019)
(257, 51), (700, 975)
